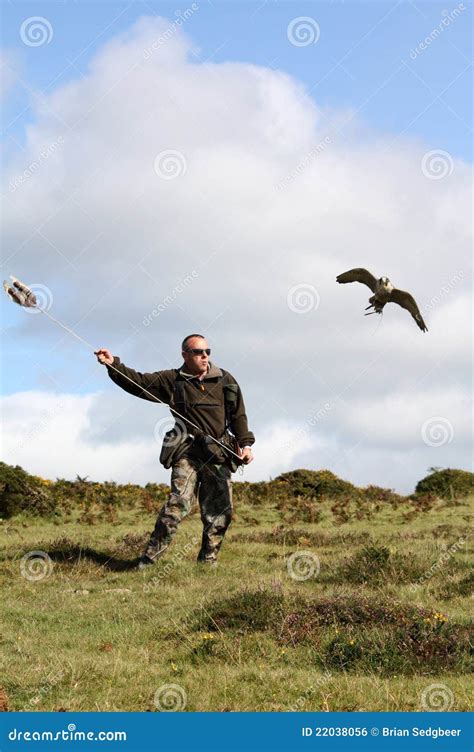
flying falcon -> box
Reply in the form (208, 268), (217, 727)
(336, 268), (428, 332)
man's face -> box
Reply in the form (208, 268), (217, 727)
(182, 337), (210, 375)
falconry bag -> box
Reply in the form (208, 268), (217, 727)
(159, 371), (243, 470)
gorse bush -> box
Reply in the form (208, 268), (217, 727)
(0, 462), (55, 518)
(275, 469), (357, 499)
(415, 468), (474, 500)
(1, 462), (472, 519)
(0, 463), (169, 519)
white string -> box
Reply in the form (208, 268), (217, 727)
(38, 308), (243, 461)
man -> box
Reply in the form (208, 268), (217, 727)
(95, 335), (254, 569)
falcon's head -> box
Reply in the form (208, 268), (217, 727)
(379, 276), (393, 291)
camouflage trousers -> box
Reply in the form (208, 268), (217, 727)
(144, 456), (233, 564)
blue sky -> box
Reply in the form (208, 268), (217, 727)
(1, 0), (472, 394)
(1, 1), (472, 489)
(2, 0), (472, 159)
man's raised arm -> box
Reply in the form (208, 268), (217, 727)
(95, 348), (173, 403)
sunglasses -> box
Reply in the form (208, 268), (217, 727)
(186, 348), (211, 356)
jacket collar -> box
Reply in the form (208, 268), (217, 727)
(178, 361), (222, 380)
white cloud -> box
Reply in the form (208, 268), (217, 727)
(1, 15), (472, 493)
(0, 49), (22, 102)
(1, 390), (164, 484)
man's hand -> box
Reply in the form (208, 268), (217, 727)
(94, 348), (114, 365)
(239, 446), (254, 465)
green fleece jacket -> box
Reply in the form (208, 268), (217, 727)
(106, 357), (255, 447)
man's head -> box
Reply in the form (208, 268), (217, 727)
(181, 334), (210, 376)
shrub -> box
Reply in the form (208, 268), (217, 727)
(283, 496), (323, 524)
(0, 462), (171, 518)
(200, 588), (473, 675)
(274, 469), (357, 498)
(197, 587), (285, 632)
(361, 485), (406, 506)
(0, 462), (55, 518)
(415, 468), (474, 500)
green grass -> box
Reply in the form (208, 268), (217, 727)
(0, 494), (472, 712)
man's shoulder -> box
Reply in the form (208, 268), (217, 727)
(158, 368), (179, 382)
(220, 368), (238, 385)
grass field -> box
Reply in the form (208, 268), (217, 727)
(0, 489), (472, 712)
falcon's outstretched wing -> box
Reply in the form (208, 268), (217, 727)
(390, 288), (428, 332)
(336, 268), (377, 292)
